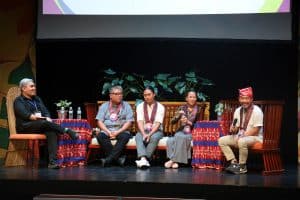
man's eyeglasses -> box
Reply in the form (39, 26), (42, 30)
(110, 92), (123, 96)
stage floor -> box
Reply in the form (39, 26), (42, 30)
(0, 162), (299, 199)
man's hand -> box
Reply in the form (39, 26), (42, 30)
(229, 126), (239, 134)
(46, 117), (52, 122)
(30, 114), (43, 121)
(234, 130), (245, 142)
(109, 131), (118, 139)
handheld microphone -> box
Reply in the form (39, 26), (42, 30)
(230, 118), (238, 134)
(232, 118), (238, 127)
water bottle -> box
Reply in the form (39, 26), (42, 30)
(77, 107), (81, 119)
(68, 106), (73, 119)
(60, 107), (65, 119)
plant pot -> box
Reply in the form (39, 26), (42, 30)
(57, 110), (68, 119)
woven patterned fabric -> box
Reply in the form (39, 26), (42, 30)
(191, 120), (226, 170)
(53, 119), (92, 168)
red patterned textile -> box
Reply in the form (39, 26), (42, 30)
(239, 86), (253, 98)
(53, 119), (92, 168)
(191, 120), (226, 170)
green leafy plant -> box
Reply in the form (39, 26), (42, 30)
(101, 68), (214, 101)
(55, 100), (72, 109)
(101, 68), (147, 99)
(214, 102), (224, 116)
(174, 71), (214, 101)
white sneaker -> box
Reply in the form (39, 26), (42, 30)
(144, 159), (150, 167)
(136, 159), (150, 168)
(140, 159), (150, 168)
(135, 159), (142, 168)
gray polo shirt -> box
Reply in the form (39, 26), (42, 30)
(96, 101), (134, 131)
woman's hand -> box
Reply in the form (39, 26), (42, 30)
(180, 115), (188, 124)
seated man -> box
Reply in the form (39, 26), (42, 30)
(14, 78), (79, 169)
(95, 85), (133, 167)
(218, 87), (263, 174)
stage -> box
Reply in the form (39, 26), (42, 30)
(0, 161), (299, 200)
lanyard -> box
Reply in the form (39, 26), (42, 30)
(27, 99), (38, 111)
(144, 101), (157, 123)
(109, 101), (122, 115)
(239, 104), (254, 130)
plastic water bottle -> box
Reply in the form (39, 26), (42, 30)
(68, 106), (73, 119)
(60, 107), (65, 119)
(77, 107), (81, 119)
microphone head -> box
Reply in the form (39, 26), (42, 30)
(233, 118), (238, 126)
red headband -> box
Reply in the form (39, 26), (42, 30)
(239, 87), (253, 98)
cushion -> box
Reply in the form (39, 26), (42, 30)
(90, 136), (193, 147)
(251, 141), (263, 150)
(10, 133), (46, 140)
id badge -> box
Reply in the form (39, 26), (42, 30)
(110, 113), (118, 121)
(35, 111), (42, 118)
(145, 123), (153, 132)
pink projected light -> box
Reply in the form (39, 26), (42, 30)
(279, 0), (290, 12)
(42, 0), (291, 15)
(43, 0), (62, 14)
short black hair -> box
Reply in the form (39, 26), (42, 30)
(185, 89), (196, 98)
(144, 86), (155, 94)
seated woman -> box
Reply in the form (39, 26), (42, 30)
(164, 90), (201, 169)
(135, 86), (165, 168)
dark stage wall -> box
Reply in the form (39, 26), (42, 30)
(36, 39), (298, 165)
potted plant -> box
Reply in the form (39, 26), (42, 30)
(214, 102), (224, 121)
(54, 100), (72, 119)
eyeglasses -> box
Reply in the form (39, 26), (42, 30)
(110, 92), (123, 96)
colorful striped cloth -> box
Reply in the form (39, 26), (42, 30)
(191, 120), (226, 170)
(53, 119), (92, 168)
